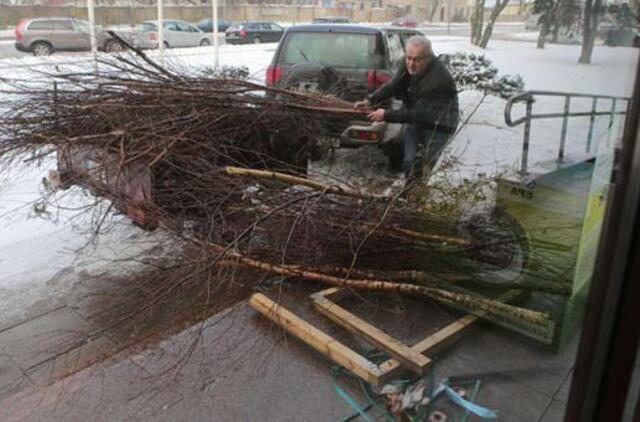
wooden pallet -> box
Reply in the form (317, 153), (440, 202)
(250, 287), (515, 386)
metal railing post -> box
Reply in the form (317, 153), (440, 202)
(521, 99), (533, 174)
(587, 97), (597, 153)
(609, 99), (617, 128)
(558, 96), (571, 162)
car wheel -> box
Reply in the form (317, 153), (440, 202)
(104, 40), (124, 53)
(252, 36), (261, 44)
(163, 41), (170, 49)
(32, 42), (53, 57)
(200, 39), (211, 46)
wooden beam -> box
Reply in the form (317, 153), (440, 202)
(376, 314), (477, 384)
(311, 293), (431, 376)
(249, 293), (384, 385)
(313, 288), (524, 383)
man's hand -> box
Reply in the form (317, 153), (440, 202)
(367, 108), (385, 122)
(354, 99), (370, 109)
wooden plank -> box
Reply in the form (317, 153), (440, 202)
(376, 314), (477, 384)
(311, 294), (431, 376)
(374, 290), (526, 384)
(249, 293), (384, 385)
(312, 287), (525, 385)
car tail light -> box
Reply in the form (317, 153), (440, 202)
(367, 70), (391, 89)
(15, 19), (26, 42)
(350, 129), (379, 142)
(239, 30), (248, 38)
(149, 32), (157, 41)
(266, 65), (282, 86)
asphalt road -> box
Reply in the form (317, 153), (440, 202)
(0, 23), (531, 60)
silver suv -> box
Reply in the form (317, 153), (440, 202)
(14, 17), (126, 56)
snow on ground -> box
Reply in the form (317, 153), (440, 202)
(0, 38), (637, 323)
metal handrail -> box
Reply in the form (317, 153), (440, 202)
(504, 90), (630, 174)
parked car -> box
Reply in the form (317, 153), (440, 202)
(311, 16), (351, 24)
(267, 24), (422, 164)
(391, 15), (418, 28)
(137, 20), (212, 49)
(14, 17), (131, 56)
(225, 21), (284, 44)
(605, 27), (640, 47)
(196, 18), (233, 33)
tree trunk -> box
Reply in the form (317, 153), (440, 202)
(579, 0), (601, 63)
(470, 0), (486, 45)
(429, 0), (441, 21)
(479, 0), (509, 48)
(552, 23), (561, 42)
(537, 20), (550, 48)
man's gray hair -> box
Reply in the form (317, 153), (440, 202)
(406, 35), (433, 57)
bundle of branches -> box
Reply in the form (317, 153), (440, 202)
(0, 52), (562, 332)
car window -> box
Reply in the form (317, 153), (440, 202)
(27, 20), (55, 30)
(140, 22), (157, 32)
(175, 21), (192, 32)
(258, 23), (270, 30)
(164, 21), (178, 31)
(247, 23), (257, 30)
(227, 24), (242, 32)
(385, 32), (404, 69)
(73, 20), (90, 33)
(280, 32), (382, 69)
(399, 31), (420, 46)
(270, 23), (283, 31)
(52, 20), (74, 31)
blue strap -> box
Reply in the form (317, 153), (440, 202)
(432, 379), (498, 419)
(333, 381), (373, 422)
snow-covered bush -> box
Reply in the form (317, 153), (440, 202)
(439, 52), (525, 99)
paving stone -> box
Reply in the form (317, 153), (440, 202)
(539, 400), (567, 422)
(0, 355), (32, 401)
(431, 352), (554, 422)
(450, 325), (575, 398)
(0, 303), (66, 335)
(0, 355), (183, 422)
(0, 307), (94, 370)
(554, 369), (573, 403)
(26, 334), (119, 387)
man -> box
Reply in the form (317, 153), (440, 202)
(355, 35), (459, 179)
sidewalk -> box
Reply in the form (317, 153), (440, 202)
(0, 277), (574, 421)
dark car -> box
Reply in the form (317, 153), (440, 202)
(225, 21), (284, 44)
(312, 16), (351, 24)
(14, 17), (130, 56)
(267, 24), (422, 156)
(392, 16), (418, 28)
(196, 18), (233, 33)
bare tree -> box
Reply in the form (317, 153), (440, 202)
(429, 0), (442, 22)
(470, 0), (511, 48)
(479, 0), (510, 48)
(470, 0), (486, 45)
(578, 0), (602, 63)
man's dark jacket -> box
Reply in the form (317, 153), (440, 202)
(367, 55), (459, 136)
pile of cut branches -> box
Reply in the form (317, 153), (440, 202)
(0, 52), (562, 332)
